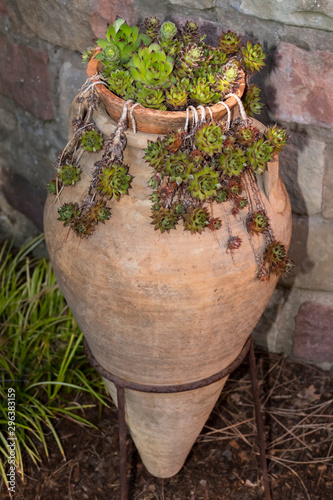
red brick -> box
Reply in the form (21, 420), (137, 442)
(293, 301), (333, 363)
(0, 37), (54, 120)
(90, 0), (135, 38)
(268, 42), (333, 129)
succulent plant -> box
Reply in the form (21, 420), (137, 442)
(237, 125), (259, 146)
(206, 48), (227, 72)
(175, 43), (204, 78)
(228, 179), (242, 196)
(57, 203), (81, 226)
(208, 217), (222, 231)
(151, 207), (178, 232)
(189, 166), (219, 200)
(249, 212), (269, 234)
(195, 122), (225, 157)
(81, 130), (104, 152)
(227, 235), (242, 250)
(264, 241), (286, 265)
(218, 31), (241, 55)
(238, 198), (248, 209)
(165, 82), (188, 108)
(173, 202), (186, 216)
(215, 188), (228, 203)
(144, 139), (167, 171)
(163, 130), (185, 152)
(86, 200), (111, 224)
(148, 172), (162, 189)
(107, 69), (134, 98)
(129, 43), (174, 89)
(265, 124), (288, 153)
(219, 148), (246, 177)
(47, 179), (57, 195)
(241, 41), (266, 73)
(58, 164), (81, 186)
(97, 163), (132, 200)
(137, 87), (166, 110)
(165, 151), (193, 185)
(81, 48), (95, 63)
(246, 139), (274, 174)
(243, 84), (264, 117)
(184, 207), (210, 233)
(181, 20), (200, 45)
(214, 75), (232, 95)
(159, 21), (177, 45)
(190, 77), (220, 106)
(71, 216), (95, 238)
(223, 61), (240, 83)
(264, 241), (293, 276)
(96, 18), (151, 66)
(143, 16), (161, 40)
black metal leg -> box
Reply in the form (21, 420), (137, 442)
(117, 385), (128, 500)
(248, 337), (271, 500)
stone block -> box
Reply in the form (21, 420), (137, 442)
(253, 287), (333, 368)
(293, 301), (333, 363)
(231, 0), (333, 32)
(0, 0), (7, 15)
(0, 167), (46, 231)
(278, 133), (325, 216)
(169, 0), (216, 8)
(0, 37), (54, 120)
(7, 0), (95, 52)
(90, 0), (136, 38)
(59, 62), (87, 119)
(286, 215), (333, 293)
(0, 189), (40, 247)
(322, 144), (333, 219)
(268, 42), (333, 129)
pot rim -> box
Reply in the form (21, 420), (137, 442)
(86, 54), (246, 134)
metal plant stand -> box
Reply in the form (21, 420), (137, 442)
(84, 335), (271, 500)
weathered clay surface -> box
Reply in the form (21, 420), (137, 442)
(44, 100), (291, 477)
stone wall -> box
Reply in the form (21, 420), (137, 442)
(0, 0), (332, 366)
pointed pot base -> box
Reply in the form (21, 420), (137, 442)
(104, 377), (228, 478)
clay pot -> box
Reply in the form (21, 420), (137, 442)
(44, 90), (292, 478)
(86, 55), (246, 134)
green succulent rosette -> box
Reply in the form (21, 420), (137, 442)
(137, 87), (166, 110)
(144, 139), (167, 171)
(195, 122), (226, 157)
(97, 163), (132, 200)
(241, 41), (266, 73)
(189, 166), (219, 200)
(58, 164), (81, 186)
(96, 18), (151, 66)
(219, 148), (246, 177)
(190, 77), (220, 106)
(151, 207), (178, 233)
(246, 139), (274, 174)
(184, 207), (209, 233)
(129, 43), (174, 89)
(81, 130), (104, 152)
(57, 203), (81, 226)
(164, 151), (193, 185)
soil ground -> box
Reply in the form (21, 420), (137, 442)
(2, 349), (332, 500)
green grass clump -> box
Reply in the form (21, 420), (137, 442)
(0, 235), (108, 487)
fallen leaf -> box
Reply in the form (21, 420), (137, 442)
(229, 439), (239, 449)
(297, 384), (321, 403)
